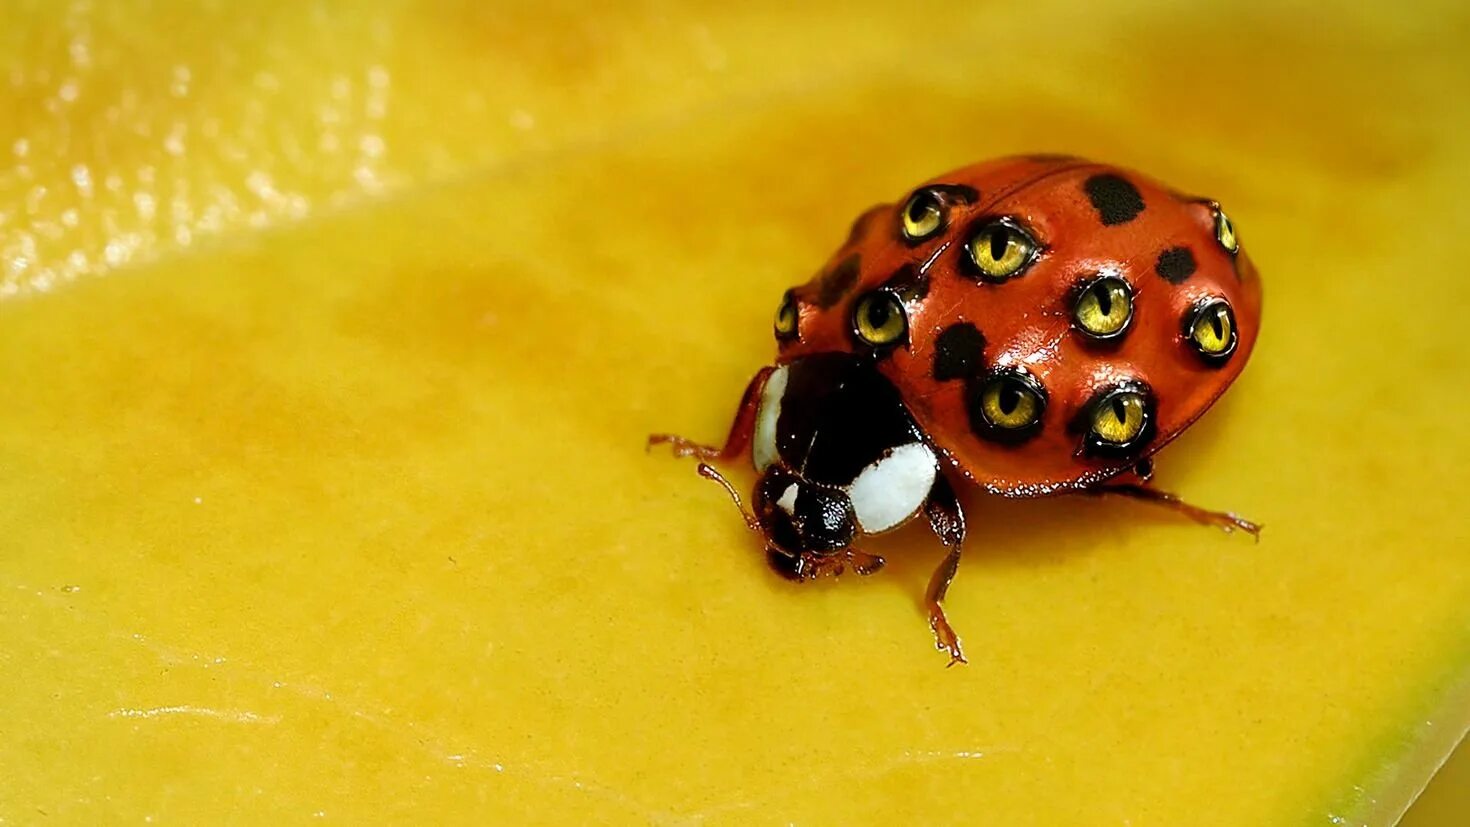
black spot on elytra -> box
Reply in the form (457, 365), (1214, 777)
(1154, 247), (1197, 284)
(1083, 174), (1145, 226)
(933, 323), (986, 381)
(815, 254), (861, 308)
(878, 263), (929, 302)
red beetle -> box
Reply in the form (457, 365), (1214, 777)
(652, 156), (1261, 664)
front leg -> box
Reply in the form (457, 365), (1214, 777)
(766, 548), (886, 582)
(923, 474), (968, 666)
(649, 368), (775, 529)
(648, 366), (774, 464)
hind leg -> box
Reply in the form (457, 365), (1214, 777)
(1096, 482), (1261, 539)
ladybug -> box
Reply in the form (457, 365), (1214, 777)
(650, 155), (1261, 665)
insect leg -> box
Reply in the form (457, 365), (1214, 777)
(923, 473), (968, 666)
(647, 366), (774, 463)
(1095, 482), (1262, 539)
(695, 462), (760, 531)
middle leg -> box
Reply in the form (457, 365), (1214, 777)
(923, 474), (968, 666)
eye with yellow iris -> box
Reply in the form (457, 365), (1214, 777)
(1072, 275), (1134, 340)
(966, 218), (1039, 282)
(1214, 206), (1239, 254)
(773, 291), (799, 341)
(1185, 297), (1237, 362)
(900, 189), (945, 242)
(970, 370), (1047, 442)
(1082, 384), (1155, 456)
(851, 291), (908, 347)
(898, 184), (977, 244)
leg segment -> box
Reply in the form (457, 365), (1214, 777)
(696, 463), (760, 531)
(1096, 483), (1261, 540)
(765, 547), (886, 582)
(648, 366), (773, 464)
(923, 474), (968, 666)
(649, 368), (775, 528)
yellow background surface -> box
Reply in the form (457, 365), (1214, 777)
(1, 1), (1467, 824)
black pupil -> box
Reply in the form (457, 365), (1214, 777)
(1095, 284), (1114, 316)
(909, 195), (937, 225)
(998, 383), (1022, 415)
(1210, 308), (1226, 339)
(988, 227), (1010, 261)
(1110, 396), (1128, 422)
(866, 297), (891, 329)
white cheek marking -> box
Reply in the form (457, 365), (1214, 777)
(776, 482), (799, 515)
(844, 442), (938, 534)
(751, 365), (788, 472)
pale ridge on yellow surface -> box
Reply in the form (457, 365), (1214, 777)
(1, 2), (1468, 825)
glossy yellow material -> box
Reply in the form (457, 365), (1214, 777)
(1, 2), (1467, 824)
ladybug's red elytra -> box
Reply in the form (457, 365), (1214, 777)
(650, 155), (1261, 665)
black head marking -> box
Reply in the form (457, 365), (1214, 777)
(933, 323), (986, 381)
(1155, 247), (1197, 284)
(878, 263), (929, 303)
(773, 354), (926, 485)
(815, 254), (861, 308)
(1083, 174), (1145, 226)
(793, 484), (857, 552)
(753, 469), (854, 555)
(766, 547), (806, 581)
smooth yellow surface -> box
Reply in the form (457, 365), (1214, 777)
(2, 2), (1468, 824)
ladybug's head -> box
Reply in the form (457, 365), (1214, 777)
(747, 353), (941, 578)
(752, 466), (856, 572)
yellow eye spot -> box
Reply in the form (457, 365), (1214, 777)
(1090, 389), (1149, 446)
(1073, 275), (1134, 339)
(852, 291), (907, 346)
(1186, 298), (1237, 361)
(967, 219), (1038, 282)
(1215, 207), (1239, 254)
(901, 190), (944, 242)
(774, 292), (798, 340)
(978, 373), (1046, 431)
